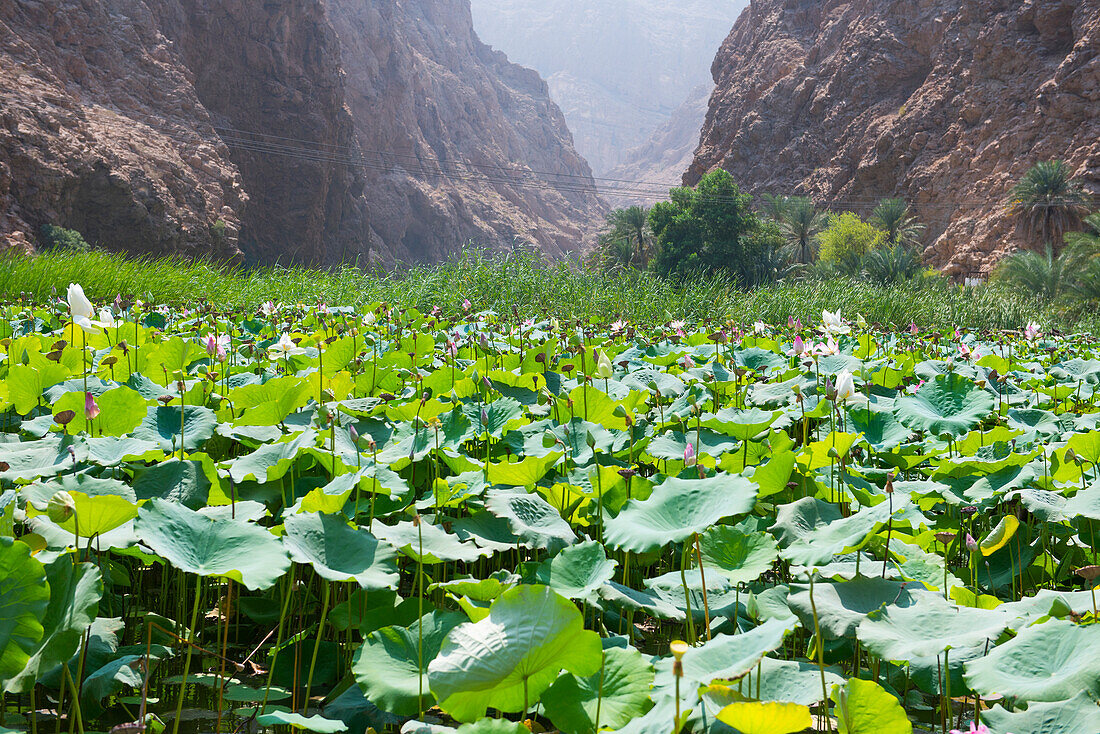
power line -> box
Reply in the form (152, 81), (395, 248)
(77, 108), (1099, 212)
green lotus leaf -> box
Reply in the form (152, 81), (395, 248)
(131, 459), (211, 509)
(857, 595), (1010, 660)
(597, 581), (685, 622)
(1006, 408), (1063, 437)
(963, 618), (1100, 702)
(652, 617), (799, 703)
(351, 610), (466, 716)
(604, 473), (757, 553)
(231, 376), (311, 426)
(455, 720), (529, 734)
(646, 430), (737, 462)
(282, 512), (399, 589)
(0, 538), (49, 686)
(715, 701), (813, 734)
(787, 577), (928, 639)
(4, 556), (102, 693)
(485, 489), (576, 552)
(776, 496), (911, 567)
(485, 454), (563, 486)
(700, 407), (782, 440)
(256, 709), (348, 733)
(541, 646), (654, 734)
(51, 386), (148, 436)
(893, 373), (994, 437)
(225, 429), (318, 483)
(134, 498), (290, 590)
(843, 407), (911, 450)
(427, 585), (602, 722)
(698, 526), (778, 585)
(535, 540), (617, 602)
(831, 678), (912, 734)
(750, 658), (845, 706)
(979, 691), (1100, 734)
(0, 435), (88, 482)
(374, 519), (490, 564)
(1064, 480), (1100, 520)
(134, 405), (218, 453)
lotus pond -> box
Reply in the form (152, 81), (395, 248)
(1, 290), (1098, 734)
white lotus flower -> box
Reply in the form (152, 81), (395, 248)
(66, 283), (95, 329)
(93, 308), (123, 329)
(822, 309), (850, 336)
(753, 321), (767, 335)
(834, 370), (857, 403)
(1024, 321), (1041, 341)
(269, 333), (305, 359)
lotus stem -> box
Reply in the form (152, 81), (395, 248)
(303, 580), (331, 715)
(172, 576), (203, 734)
(808, 574), (832, 734)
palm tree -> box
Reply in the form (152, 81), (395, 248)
(1007, 161), (1091, 252)
(597, 205), (653, 269)
(870, 198), (926, 247)
(776, 196), (825, 265)
(760, 194), (792, 222)
(993, 243), (1089, 301)
(1065, 212), (1100, 254)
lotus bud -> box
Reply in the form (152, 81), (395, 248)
(684, 443), (696, 467)
(47, 490), (76, 524)
(965, 533), (978, 552)
(84, 392), (100, 420)
(585, 430), (596, 449)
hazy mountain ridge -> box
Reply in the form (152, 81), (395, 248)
(471, 0), (746, 178)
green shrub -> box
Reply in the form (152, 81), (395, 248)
(38, 224), (90, 252)
(816, 213), (887, 265)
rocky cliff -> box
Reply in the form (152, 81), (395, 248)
(328, 0), (603, 262)
(0, 0), (603, 264)
(687, 0), (1100, 275)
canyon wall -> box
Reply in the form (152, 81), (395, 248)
(687, 0), (1100, 275)
(0, 0), (603, 265)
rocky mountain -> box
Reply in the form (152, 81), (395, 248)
(470, 0), (746, 178)
(0, 0), (603, 264)
(686, 0), (1100, 276)
(603, 85), (714, 208)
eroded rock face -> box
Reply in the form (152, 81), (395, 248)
(0, 0), (603, 264)
(0, 0), (245, 260)
(328, 0), (605, 262)
(687, 0), (1100, 275)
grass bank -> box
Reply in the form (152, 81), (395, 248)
(1, 248), (1090, 330)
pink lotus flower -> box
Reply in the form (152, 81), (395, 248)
(84, 392), (100, 421)
(814, 338), (840, 356)
(684, 443), (696, 466)
(909, 322), (919, 336)
(966, 533), (978, 552)
(949, 722), (999, 734)
(787, 335), (807, 357)
(462, 298), (472, 312)
(1024, 321), (1041, 341)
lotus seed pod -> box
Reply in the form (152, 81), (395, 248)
(47, 490), (76, 524)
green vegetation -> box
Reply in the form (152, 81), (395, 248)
(38, 224), (91, 252)
(814, 212), (888, 267)
(1007, 160), (1091, 251)
(0, 295), (1098, 734)
(1, 247), (1095, 331)
(648, 170), (780, 287)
